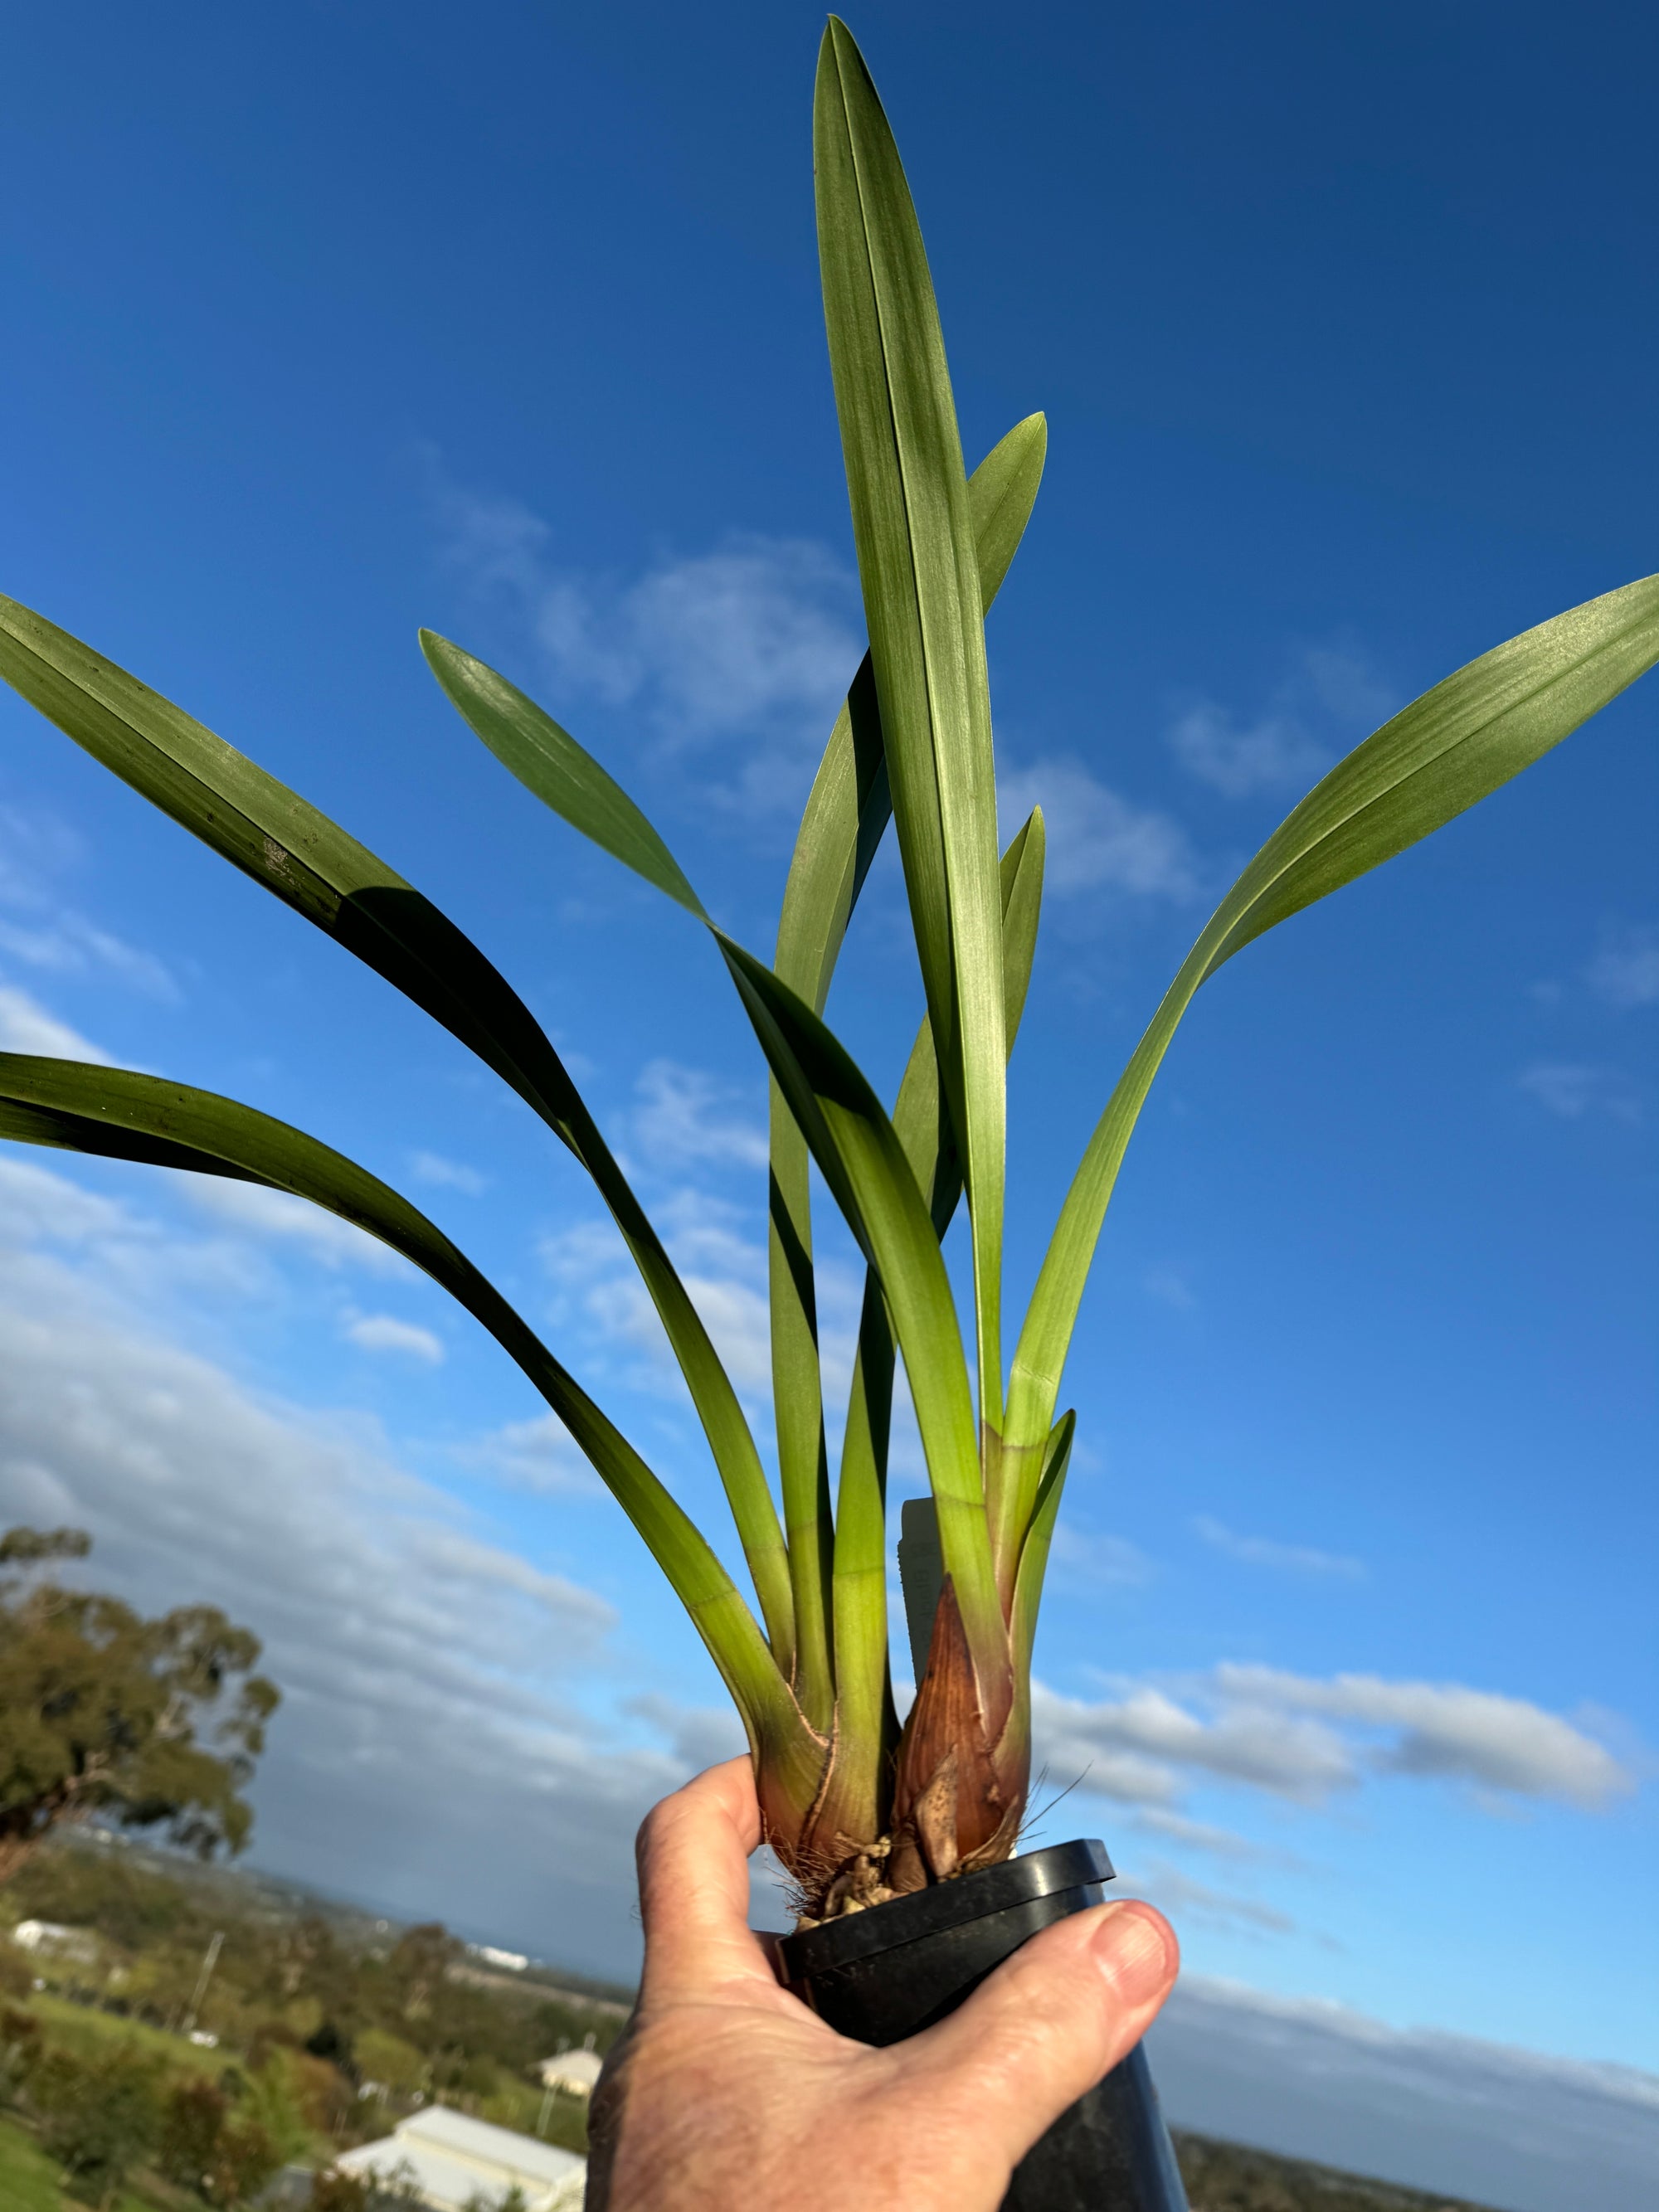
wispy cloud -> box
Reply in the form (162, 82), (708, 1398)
(1047, 1522), (1155, 1590)
(998, 756), (1199, 901)
(0, 1174), (734, 1971)
(0, 805), (177, 999)
(342, 1311), (446, 1364)
(429, 459), (860, 818)
(1034, 1662), (1632, 1814)
(458, 1411), (605, 1499)
(1518, 1061), (1642, 1123)
(1126, 1861), (1298, 1939)
(0, 916), (177, 999)
(409, 1150), (489, 1195)
(1125, 1806), (1289, 1864)
(1193, 1514), (1366, 1581)
(1586, 923), (1659, 1010)
(1144, 1263), (1198, 1311)
(0, 981), (116, 1063)
(631, 1061), (768, 1174)
(180, 1174), (412, 1273)
(1214, 1663), (1633, 1809)
(1168, 642), (1394, 799)
(537, 1174), (864, 1421)
(1168, 704), (1330, 799)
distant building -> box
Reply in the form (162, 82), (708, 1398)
(332, 2107), (583, 2212)
(535, 2034), (603, 2098)
(8, 1920), (100, 1967)
(466, 1943), (528, 1973)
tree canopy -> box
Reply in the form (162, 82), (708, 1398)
(0, 1525), (280, 1880)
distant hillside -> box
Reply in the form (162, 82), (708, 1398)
(6, 1831), (1519, 2211)
(1175, 2130), (1506, 2211)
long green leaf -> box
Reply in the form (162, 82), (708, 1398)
(999, 1409), (1076, 1784)
(816, 17), (1009, 1433)
(419, 634), (708, 918)
(713, 935), (1009, 1723)
(830, 809), (1046, 1756)
(0, 1053), (825, 1801)
(0, 596), (794, 1668)
(1006, 572), (1659, 1456)
(889, 808), (1046, 1226)
(769, 421), (1044, 1729)
(772, 414), (1047, 1020)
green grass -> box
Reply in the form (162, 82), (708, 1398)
(0, 2110), (60, 2212)
(0, 2110), (173, 2212)
(18, 1998), (223, 2081)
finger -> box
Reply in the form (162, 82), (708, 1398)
(636, 1756), (778, 2009)
(897, 1900), (1178, 2166)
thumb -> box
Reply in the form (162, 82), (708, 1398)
(895, 1899), (1178, 2170)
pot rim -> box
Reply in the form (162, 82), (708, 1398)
(778, 1836), (1113, 1980)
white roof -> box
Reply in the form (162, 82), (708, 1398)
(537, 2049), (603, 2088)
(333, 2105), (584, 2212)
(9, 1920), (97, 1955)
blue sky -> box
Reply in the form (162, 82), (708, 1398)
(1, 3), (1655, 2199)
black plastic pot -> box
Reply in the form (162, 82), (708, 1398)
(777, 1839), (1189, 2212)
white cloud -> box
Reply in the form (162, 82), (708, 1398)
(1587, 924), (1659, 1010)
(632, 1061), (768, 1174)
(1143, 1263), (1197, 1311)
(1036, 1680), (1355, 1804)
(410, 1150), (488, 1195)
(343, 1311), (445, 1364)
(0, 805), (177, 999)
(1168, 643), (1394, 799)
(179, 1174), (411, 1272)
(1034, 1664), (1632, 1815)
(0, 1216), (727, 1973)
(459, 1411), (604, 1499)
(0, 981), (116, 1063)
(1518, 1061), (1641, 1123)
(1124, 1806), (1284, 1863)
(1214, 1664), (1632, 1811)
(1125, 1861), (1297, 1938)
(1193, 1514), (1366, 1581)
(537, 1184), (861, 1413)
(998, 757), (1199, 900)
(0, 1155), (138, 1246)
(1046, 1522), (1154, 1589)
(1168, 703), (1330, 799)
(0, 916), (176, 999)
(431, 464), (860, 817)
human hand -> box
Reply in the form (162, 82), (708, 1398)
(585, 1757), (1179, 2212)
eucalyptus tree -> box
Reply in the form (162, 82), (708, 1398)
(0, 20), (1654, 1920)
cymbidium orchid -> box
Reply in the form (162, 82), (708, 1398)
(2, 18), (1655, 1923)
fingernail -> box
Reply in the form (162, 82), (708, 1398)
(1088, 1902), (1175, 2005)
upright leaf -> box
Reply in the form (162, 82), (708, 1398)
(714, 936), (1008, 1723)
(829, 809), (1046, 1804)
(816, 17), (1009, 1429)
(766, 416), (1044, 1731)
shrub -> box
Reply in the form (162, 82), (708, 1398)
(0, 2003), (41, 2105)
(160, 2075), (229, 2189)
(28, 2041), (163, 2205)
(308, 2170), (372, 2212)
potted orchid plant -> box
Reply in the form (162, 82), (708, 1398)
(0, 18), (1654, 2204)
